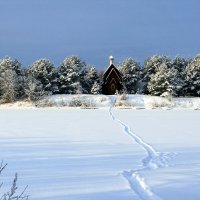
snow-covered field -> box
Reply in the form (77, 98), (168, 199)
(0, 103), (200, 199)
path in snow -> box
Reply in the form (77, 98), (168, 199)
(109, 105), (173, 200)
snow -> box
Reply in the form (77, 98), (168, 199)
(1, 94), (200, 110)
(0, 97), (200, 200)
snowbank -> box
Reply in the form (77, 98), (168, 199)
(0, 94), (200, 109)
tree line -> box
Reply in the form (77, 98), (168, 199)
(0, 54), (200, 103)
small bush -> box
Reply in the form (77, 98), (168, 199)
(68, 97), (83, 107)
(35, 98), (54, 107)
(60, 98), (68, 107)
(68, 97), (96, 108)
(147, 97), (172, 108)
(115, 100), (131, 107)
(115, 94), (131, 107)
(97, 96), (107, 103)
(81, 100), (96, 108)
(193, 100), (200, 110)
(0, 161), (28, 200)
(118, 93), (127, 101)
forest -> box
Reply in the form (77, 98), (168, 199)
(0, 54), (200, 103)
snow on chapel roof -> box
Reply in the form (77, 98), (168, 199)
(103, 56), (121, 79)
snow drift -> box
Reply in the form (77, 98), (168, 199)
(0, 94), (200, 110)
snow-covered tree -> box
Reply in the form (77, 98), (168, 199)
(172, 56), (188, 72)
(28, 59), (58, 94)
(142, 55), (172, 94)
(185, 55), (200, 96)
(0, 70), (20, 103)
(147, 63), (177, 96)
(25, 76), (45, 101)
(119, 58), (140, 94)
(0, 56), (22, 75)
(91, 81), (101, 94)
(58, 56), (86, 94)
(75, 82), (83, 94)
(171, 56), (189, 96)
(83, 66), (99, 93)
(0, 57), (25, 99)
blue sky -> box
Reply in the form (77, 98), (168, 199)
(0, 0), (200, 68)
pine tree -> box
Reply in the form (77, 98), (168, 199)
(28, 59), (58, 94)
(147, 63), (177, 96)
(25, 76), (45, 101)
(142, 55), (172, 94)
(185, 55), (200, 96)
(91, 81), (101, 94)
(83, 67), (99, 93)
(58, 56), (86, 94)
(0, 70), (19, 103)
(0, 56), (25, 99)
(171, 56), (188, 96)
(0, 56), (22, 75)
(119, 58), (140, 94)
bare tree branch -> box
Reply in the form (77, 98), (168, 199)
(0, 161), (28, 200)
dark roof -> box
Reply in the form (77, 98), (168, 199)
(103, 64), (122, 81)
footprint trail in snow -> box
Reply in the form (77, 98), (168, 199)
(109, 106), (173, 200)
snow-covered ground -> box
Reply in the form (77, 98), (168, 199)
(0, 100), (200, 200)
(0, 94), (200, 110)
